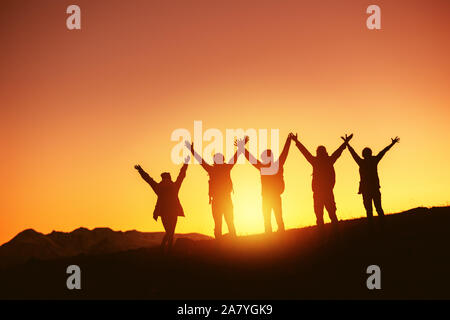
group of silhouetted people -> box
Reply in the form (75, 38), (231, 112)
(135, 133), (400, 251)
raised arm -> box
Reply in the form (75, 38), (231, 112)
(347, 144), (362, 166)
(243, 147), (262, 170)
(228, 136), (249, 166)
(330, 142), (346, 164)
(134, 165), (158, 193)
(291, 133), (315, 165)
(331, 133), (353, 163)
(279, 134), (292, 166)
(376, 136), (400, 162)
(175, 156), (190, 189)
(185, 141), (212, 172)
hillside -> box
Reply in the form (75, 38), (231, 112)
(0, 206), (449, 299)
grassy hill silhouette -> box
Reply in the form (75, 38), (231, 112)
(0, 206), (449, 299)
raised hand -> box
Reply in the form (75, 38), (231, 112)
(134, 164), (143, 171)
(377, 136), (400, 160)
(234, 136), (249, 149)
(289, 132), (299, 142)
(341, 133), (354, 144)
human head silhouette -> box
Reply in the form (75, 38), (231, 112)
(213, 153), (225, 165)
(362, 147), (372, 159)
(261, 149), (274, 164)
(160, 172), (172, 182)
(316, 146), (328, 158)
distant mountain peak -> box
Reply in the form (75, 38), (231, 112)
(92, 227), (114, 233)
(10, 228), (43, 242)
(18, 228), (39, 235)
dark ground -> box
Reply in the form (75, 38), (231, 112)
(1, 206), (449, 300)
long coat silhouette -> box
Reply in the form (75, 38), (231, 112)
(136, 164), (187, 220)
(134, 160), (188, 251)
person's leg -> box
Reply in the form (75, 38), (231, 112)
(373, 190), (385, 217)
(362, 193), (374, 219)
(223, 196), (236, 237)
(323, 191), (340, 240)
(262, 196), (273, 233)
(273, 194), (285, 232)
(161, 216), (170, 250)
(313, 193), (325, 227)
(324, 191), (338, 225)
(166, 216), (177, 251)
(211, 200), (223, 239)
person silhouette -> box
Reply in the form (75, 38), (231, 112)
(346, 136), (400, 219)
(134, 156), (189, 252)
(186, 140), (244, 239)
(291, 133), (353, 228)
(240, 134), (292, 233)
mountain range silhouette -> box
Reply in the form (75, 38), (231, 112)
(1, 206), (449, 299)
(0, 227), (211, 268)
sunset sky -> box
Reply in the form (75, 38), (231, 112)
(1, 0), (449, 245)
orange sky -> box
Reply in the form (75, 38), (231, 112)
(1, 0), (449, 244)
